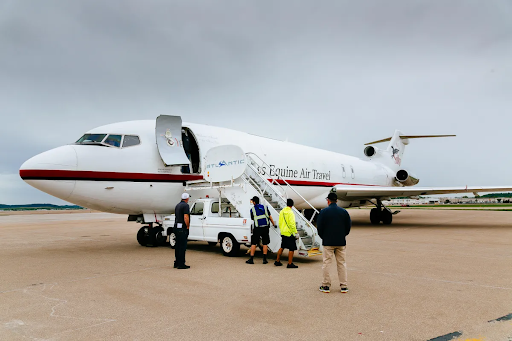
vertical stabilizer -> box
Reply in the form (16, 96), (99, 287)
(364, 131), (455, 173)
(384, 130), (406, 171)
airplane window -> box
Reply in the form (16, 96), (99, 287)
(104, 135), (122, 147)
(123, 135), (140, 147)
(76, 134), (107, 145)
(190, 202), (204, 216)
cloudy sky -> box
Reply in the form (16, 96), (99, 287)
(1, 1), (512, 205)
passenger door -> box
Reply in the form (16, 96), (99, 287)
(189, 202), (205, 240)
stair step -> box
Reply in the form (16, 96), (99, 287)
(297, 230), (307, 237)
(301, 236), (313, 245)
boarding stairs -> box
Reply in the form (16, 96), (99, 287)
(186, 152), (322, 257)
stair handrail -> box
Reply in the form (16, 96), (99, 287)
(245, 152), (319, 216)
(238, 171), (311, 250)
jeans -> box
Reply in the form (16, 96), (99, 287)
(174, 228), (189, 266)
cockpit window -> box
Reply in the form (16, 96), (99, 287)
(76, 134), (107, 144)
(104, 134), (122, 147)
(75, 133), (140, 148)
(122, 135), (140, 147)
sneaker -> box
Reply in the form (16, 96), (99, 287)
(319, 285), (330, 293)
(274, 261), (283, 266)
(287, 263), (298, 268)
(263, 259), (268, 264)
(246, 259), (254, 264)
(340, 287), (348, 293)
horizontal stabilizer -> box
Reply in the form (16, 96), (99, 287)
(364, 134), (456, 146)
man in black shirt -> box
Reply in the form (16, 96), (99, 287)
(174, 193), (191, 269)
(317, 192), (351, 293)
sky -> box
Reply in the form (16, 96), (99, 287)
(1, 0), (512, 205)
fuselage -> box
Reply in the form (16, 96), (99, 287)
(20, 120), (395, 217)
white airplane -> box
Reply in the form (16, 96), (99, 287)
(20, 115), (512, 240)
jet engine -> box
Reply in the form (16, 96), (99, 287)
(395, 169), (419, 187)
(364, 146), (379, 157)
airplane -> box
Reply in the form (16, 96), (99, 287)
(19, 115), (512, 244)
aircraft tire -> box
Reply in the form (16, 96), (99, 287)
(370, 208), (381, 225)
(136, 226), (150, 246)
(381, 210), (393, 225)
(220, 234), (240, 257)
(154, 226), (167, 246)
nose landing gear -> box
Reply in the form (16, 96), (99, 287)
(136, 224), (167, 246)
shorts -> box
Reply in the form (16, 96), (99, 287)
(280, 235), (297, 251)
(251, 226), (270, 245)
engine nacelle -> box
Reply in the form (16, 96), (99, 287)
(364, 146), (379, 157)
(395, 169), (419, 187)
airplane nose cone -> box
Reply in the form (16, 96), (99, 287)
(20, 145), (78, 171)
(20, 145), (78, 200)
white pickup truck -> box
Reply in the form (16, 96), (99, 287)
(163, 198), (264, 256)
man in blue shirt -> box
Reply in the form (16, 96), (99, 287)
(317, 192), (351, 293)
(174, 193), (191, 269)
(246, 196), (275, 264)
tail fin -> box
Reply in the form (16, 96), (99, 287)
(364, 131), (456, 171)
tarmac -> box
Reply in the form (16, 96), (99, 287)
(0, 209), (511, 341)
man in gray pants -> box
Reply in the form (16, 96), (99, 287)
(317, 192), (351, 293)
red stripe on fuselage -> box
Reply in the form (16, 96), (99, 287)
(19, 169), (381, 187)
(19, 169), (203, 183)
(270, 179), (380, 187)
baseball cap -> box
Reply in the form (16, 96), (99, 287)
(326, 192), (338, 201)
(181, 193), (190, 200)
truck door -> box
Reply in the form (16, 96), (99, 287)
(155, 115), (191, 167)
(189, 201), (205, 240)
(202, 201), (220, 241)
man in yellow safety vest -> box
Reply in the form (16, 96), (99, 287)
(275, 198), (299, 268)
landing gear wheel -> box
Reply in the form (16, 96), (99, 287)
(137, 226), (150, 246)
(154, 226), (167, 246)
(220, 234), (240, 257)
(381, 209), (393, 225)
(208, 241), (217, 246)
(370, 208), (381, 225)
(169, 232), (177, 249)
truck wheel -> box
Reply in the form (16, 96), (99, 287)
(220, 234), (240, 257)
(169, 232), (177, 249)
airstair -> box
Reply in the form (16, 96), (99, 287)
(186, 148), (322, 257)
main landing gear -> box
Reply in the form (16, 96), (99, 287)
(369, 199), (398, 225)
(136, 223), (168, 247)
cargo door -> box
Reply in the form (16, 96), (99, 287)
(156, 115), (191, 166)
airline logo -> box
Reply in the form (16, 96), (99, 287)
(391, 146), (401, 165)
(206, 159), (245, 169)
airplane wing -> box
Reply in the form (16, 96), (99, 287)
(333, 185), (512, 200)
